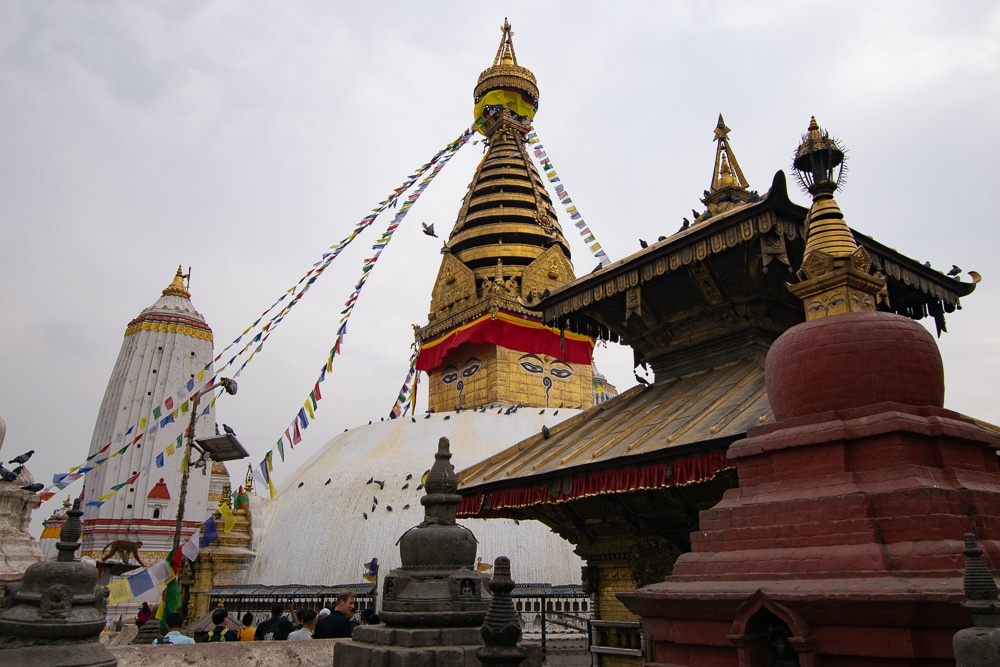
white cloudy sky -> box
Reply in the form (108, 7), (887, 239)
(2, 1), (999, 525)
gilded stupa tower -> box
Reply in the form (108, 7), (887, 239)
(415, 21), (595, 412)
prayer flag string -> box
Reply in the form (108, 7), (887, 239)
(41, 126), (475, 506)
(251, 126), (474, 497)
(389, 343), (420, 419)
(526, 129), (611, 268)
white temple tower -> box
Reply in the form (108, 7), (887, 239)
(81, 268), (217, 561)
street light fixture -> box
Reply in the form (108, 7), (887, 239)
(172, 377), (238, 553)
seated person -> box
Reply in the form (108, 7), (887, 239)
(153, 612), (195, 645)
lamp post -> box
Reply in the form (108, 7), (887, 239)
(172, 377), (237, 553)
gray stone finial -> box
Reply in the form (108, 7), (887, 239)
(56, 499), (84, 563)
(478, 556), (526, 667)
(963, 533), (999, 604)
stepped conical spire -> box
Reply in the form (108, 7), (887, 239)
(414, 22), (595, 414)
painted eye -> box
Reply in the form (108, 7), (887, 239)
(442, 369), (459, 384)
(519, 360), (544, 374)
(462, 362), (481, 378)
(549, 367), (573, 380)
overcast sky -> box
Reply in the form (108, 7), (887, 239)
(2, 1), (999, 526)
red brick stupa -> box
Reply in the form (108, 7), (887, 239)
(619, 118), (1000, 666)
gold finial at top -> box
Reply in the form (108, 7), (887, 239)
(494, 18), (517, 67)
(696, 114), (751, 221)
(788, 117), (884, 321)
(162, 265), (191, 299)
(474, 19), (539, 131)
(792, 115), (847, 196)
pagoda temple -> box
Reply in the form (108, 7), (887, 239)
(618, 118), (1000, 665)
(456, 115), (979, 664)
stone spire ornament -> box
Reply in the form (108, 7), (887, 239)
(953, 533), (1000, 665)
(335, 438), (543, 667)
(380, 436), (490, 627)
(478, 556), (527, 667)
(0, 499), (116, 666)
(788, 117), (886, 320)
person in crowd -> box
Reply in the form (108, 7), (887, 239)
(361, 608), (381, 625)
(153, 612), (195, 645)
(135, 601), (151, 628)
(237, 612), (256, 641)
(288, 608), (318, 640)
(255, 603), (294, 641)
(313, 591), (356, 639)
(206, 607), (238, 642)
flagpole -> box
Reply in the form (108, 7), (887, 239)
(172, 377), (237, 553)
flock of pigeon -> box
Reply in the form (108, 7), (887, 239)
(0, 450), (43, 493)
(355, 473), (423, 521)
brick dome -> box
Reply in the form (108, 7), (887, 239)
(765, 312), (944, 420)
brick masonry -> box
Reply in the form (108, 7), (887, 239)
(619, 312), (1000, 666)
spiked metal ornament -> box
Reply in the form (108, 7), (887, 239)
(792, 116), (848, 196)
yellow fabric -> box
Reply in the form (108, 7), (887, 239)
(218, 502), (237, 533)
(107, 579), (132, 605)
(473, 89), (536, 127)
(238, 627), (256, 641)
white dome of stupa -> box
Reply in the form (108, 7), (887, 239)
(246, 407), (583, 586)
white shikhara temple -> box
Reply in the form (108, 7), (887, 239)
(81, 268), (218, 559)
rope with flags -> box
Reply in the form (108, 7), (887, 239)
(526, 129), (611, 268)
(40, 126), (474, 507)
(249, 126), (474, 498)
(388, 343), (420, 419)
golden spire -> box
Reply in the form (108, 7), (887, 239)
(788, 117), (885, 320)
(473, 19), (539, 131)
(414, 22), (592, 414)
(161, 265), (191, 299)
(698, 114), (751, 221)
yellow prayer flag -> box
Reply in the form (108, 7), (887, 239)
(218, 502), (237, 533)
(180, 401), (189, 414)
(304, 400), (315, 420)
(107, 579), (132, 605)
(166, 443), (175, 457)
(97, 492), (116, 501)
(197, 369), (205, 382)
(139, 417), (147, 430)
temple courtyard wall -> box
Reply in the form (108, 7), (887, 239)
(107, 637), (587, 667)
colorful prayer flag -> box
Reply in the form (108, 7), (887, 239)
(199, 516), (220, 549)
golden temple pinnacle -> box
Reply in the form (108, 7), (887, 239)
(788, 117), (885, 320)
(696, 114), (752, 222)
(473, 20), (539, 129)
(414, 22), (594, 414)
(162, 265), (191, 299)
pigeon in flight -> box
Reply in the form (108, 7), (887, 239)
(422, 222), (438, 238)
